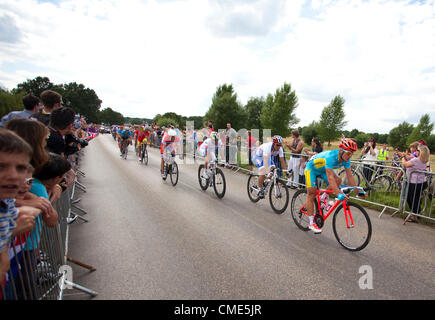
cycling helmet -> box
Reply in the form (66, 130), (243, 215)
(272, 135), (283, 145)
(339, 138), (357, 152)
(168, 129), (177, 137)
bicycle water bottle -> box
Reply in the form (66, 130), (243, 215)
(320, 193), (328, 209)
(324, 200), (334, 212)
(264, 179), (271, 187)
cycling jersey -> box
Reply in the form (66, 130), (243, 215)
(137, 131), (146, 143)
(119, 130), (133, 139)
(199, 137), (217, 162)
(160, 133), (180, 156)
(304, 149), (351, 188)
(253, 142), (284, 169)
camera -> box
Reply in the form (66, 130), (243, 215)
(64, 134), (89, 155)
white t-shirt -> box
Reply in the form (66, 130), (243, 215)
(362, 148), (378, 164)
(255, 142), (284, 158)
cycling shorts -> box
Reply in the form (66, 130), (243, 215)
(199, 148), (216, 163)
(253, 154), (276, 175)
(304, 162), (328, 188)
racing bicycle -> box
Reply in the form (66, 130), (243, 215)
(138, 140), (148, 165)
(247, 168), (290, 214)
(290, 185), (372, 251)
(162, 152), (179, 186)
(198, 163), (226, 199)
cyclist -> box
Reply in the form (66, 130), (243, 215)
(119, 126), (133, 157)
(252, 135), (289, 199)
(136, 126), (147, 162)
(199, 131), (217, 179)
(160, 128), (180, 177)
(303, 138), (359, 234)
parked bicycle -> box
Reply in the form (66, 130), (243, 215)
(198, 162), (226, 198)
(161, 152), (179, 186)
(290, 185), (372, 251)
(338, 161), (392, 193)
(247, 168), (290, 214)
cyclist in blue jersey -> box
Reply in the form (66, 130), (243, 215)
(303, 138), (359, 233)
(119, 127), (133, 157)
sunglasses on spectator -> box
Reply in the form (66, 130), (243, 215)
(24, 178), (34, 185)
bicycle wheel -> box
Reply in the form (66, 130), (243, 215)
(162, 163), (168, 181)
(141, 147), (148, 165)
(170, 162), (179, 186)
(338, 169), (360, 186)
(247, 174), (261, 203)
(372, 175), (392, 192)
(290, 189), (312, 231)
(198, 164), (209, 190)
(213, 168), (226, 199)
(332, 202), (372, 251)
(269, 179), (289, 214)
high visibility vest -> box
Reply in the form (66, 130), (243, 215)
(378, 149), (388, 161)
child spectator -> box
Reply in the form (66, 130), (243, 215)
(0, 129), (35, 285)
(31, 90), (63, 126)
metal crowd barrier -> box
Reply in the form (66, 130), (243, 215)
(1, 152), (97, 300)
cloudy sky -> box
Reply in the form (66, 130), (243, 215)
(0, 0), (434, 133)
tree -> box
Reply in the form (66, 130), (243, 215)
(60, 82), (102, 123)
(349, 128), (360, 138)
(0, 88), (24, 117)
(185, 116), (204, 129)
(157, 117), (178, 128)
(99, 107), (124, 125)
(388, 121), (414, 150)
(354, 132), (370, 149)
(317, 95), (347, 146)
(244, 97), (264, 131)
(427, 134), (435, 154)
(301, 121), (320, 145)
(406, 114), (434, 146)
(12, 76), (54, 97)
(204, 84), (246, 131)
(260, 82), (299, 137)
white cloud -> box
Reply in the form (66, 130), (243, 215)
(0, 0), (434, 133)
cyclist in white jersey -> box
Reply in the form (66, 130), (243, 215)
(253, 135), (289, 198)
(199, 131), (217, 179)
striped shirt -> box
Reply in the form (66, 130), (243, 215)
(0, 199), (19, 252)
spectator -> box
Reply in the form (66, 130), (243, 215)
(361, 137), (378, 182)
(402, 144), (430, 223)
(2, 165), (40, 300)
(5, 118), (49, 176)
(246, 130), (257, 172)
(304, 137), (323, 157)
(0, 129), (35, 283)
(46, 107), (75, 157)
(377, 143), (389, 174)
(0, 94), (40, 127)
(285, 129), (304, 189)
(31, 90), (63, 126)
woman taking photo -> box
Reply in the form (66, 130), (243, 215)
(401, 144), (430, 223)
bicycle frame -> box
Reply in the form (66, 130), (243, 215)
(301, 189), (355, 229)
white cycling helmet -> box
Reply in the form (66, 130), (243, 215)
(168, 129), (177, 137)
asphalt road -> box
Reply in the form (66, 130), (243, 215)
(64, 134), (435, 300)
